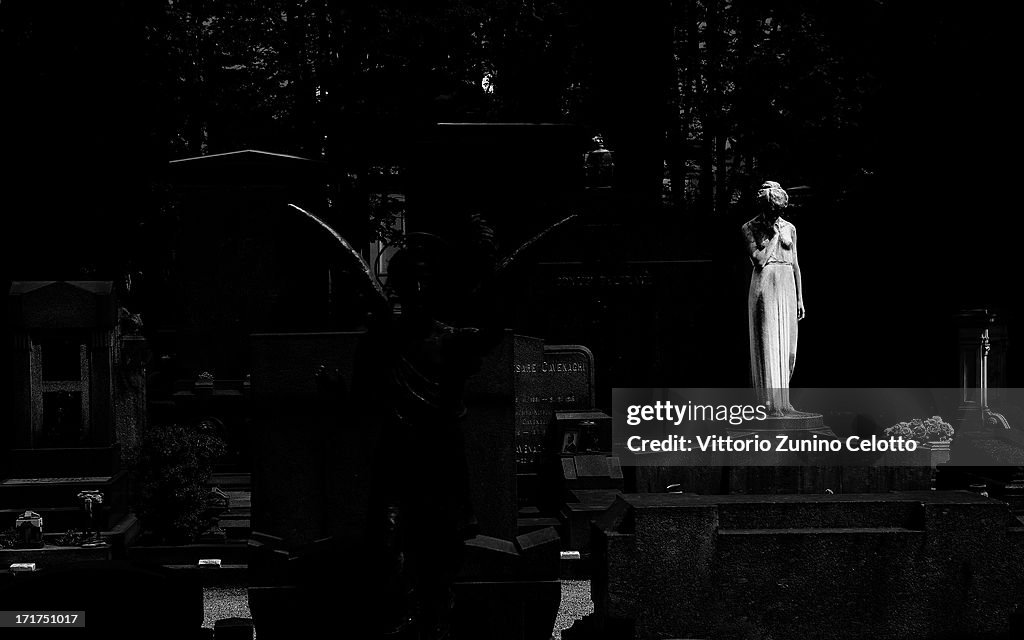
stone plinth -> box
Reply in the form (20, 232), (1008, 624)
(589, 491), (1024, 640)
(1, 545), (112, 571)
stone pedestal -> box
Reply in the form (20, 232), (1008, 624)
(725, 413), (840, 494)
(587, 491), (1024, 640)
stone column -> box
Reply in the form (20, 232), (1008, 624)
(114, 334), (149, 466)
(10, 331), (33, 449)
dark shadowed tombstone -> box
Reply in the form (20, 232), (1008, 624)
(152, 150), (355, 473)
(160, 150), (341, 381)
(462, 329), (523, 540)
(248, 331), (366, 546)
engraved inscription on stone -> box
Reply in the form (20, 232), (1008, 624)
(514, 343), (596, 468)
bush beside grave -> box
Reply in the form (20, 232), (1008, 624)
(0, 528), (16, 549)
(133, 423), (226, 544)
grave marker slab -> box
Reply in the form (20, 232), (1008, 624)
(514, 342), (596, 471)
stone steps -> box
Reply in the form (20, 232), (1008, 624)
(208, 474), (251, 538)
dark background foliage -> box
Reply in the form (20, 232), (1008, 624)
(0, 1), (1017, 388)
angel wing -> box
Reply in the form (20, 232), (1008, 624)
(290, 202), (576, 316)
(494, 212), (578, 275)
(460, 211), (579, 322)
(287, 203), (391, 318)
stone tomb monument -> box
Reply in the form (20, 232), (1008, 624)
(575, 491), (1024, 640)
(4, 281), (144, 539)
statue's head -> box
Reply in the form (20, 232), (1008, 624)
(388, 232), (453, 315)
(756, 181), (788, 220)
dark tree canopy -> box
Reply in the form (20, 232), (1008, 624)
(0, 0), (1013, 302)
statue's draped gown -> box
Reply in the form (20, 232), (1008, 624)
(748, 217), (798, 412)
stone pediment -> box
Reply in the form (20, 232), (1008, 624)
(9, 281), (116, 329)
(168, 149), (326, 186)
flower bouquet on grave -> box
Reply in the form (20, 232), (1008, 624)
(884, 416), (954, 445)
(54, 529), (91, 547)
(884, 416), (954, 467)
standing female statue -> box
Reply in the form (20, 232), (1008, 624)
(741, 181), (805, 415)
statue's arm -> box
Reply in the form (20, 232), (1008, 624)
(792, 225), (806, 320)
(742, 222), (774, 270)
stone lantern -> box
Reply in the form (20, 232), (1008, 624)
(584, 135), (615, 189)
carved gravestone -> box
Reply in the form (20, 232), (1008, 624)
(514, 343), (598, 508)
(514, 344), (596, 466)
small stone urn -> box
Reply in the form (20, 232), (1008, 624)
(14, 511), (44, 549)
